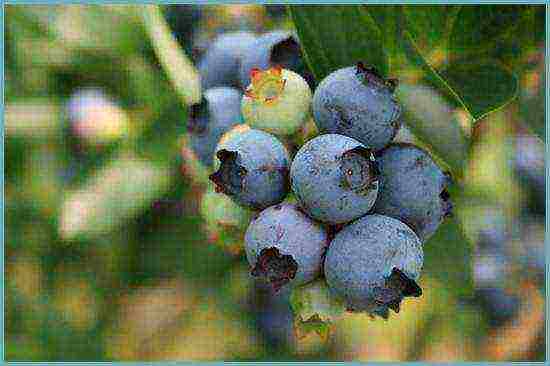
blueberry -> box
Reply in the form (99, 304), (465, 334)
(198, 31), (257, 90)
(187, 87), (243, 167)
(238, 31), (316, 90)
(324, 214), (423, 317)
(245, 203), (329, 290)
(312, 64), (401, 150)
(209, 125), (290, 210)
(200, 186), (253, 254)
(373, 143), (453, 243)
(290, 134), (379, 224)
(241, 66), (312, 135)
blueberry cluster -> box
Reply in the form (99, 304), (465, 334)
(190, 33), (454, 318)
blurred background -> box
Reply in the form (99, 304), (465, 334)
(4, 4), (546, 361)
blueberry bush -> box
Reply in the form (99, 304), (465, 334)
(5, 4), (545, 361)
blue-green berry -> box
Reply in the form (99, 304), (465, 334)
(241, 66), (312, 135)
(245, 203), (329, 291)
(312, 63), (401, 150)
(373, 143), (453, 243)
(209, 125), (290, 210)
(187, 87), (243, 167)
(324, 214), (423, 318)
(290, 134), (379, 224)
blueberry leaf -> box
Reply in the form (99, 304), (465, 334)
(439, 60), (519, 121)
(288, 5), (388, 82)
(290, 279), (346, 340)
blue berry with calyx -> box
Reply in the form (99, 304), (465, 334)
(209, 125), (290, 210)
(290, 134), (379, 224)
(312, 63), (401, 150)
(245, 203), (329, 291)
(324, 214), (423, 318)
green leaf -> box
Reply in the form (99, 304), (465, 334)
(402, 5), (461, 51)
(396, 82), (469, 177)
(289, 5), (388, 81)
(439, 60), (519, 121)
(449, 5), (538, 64)
(290, 279), (346, 340)
(400, 31), (518, 121)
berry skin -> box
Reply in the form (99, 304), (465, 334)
(209, 125), (291, 210)
(290, 134), (379, 224)
(312, 64), (401, 150)
(187, 87), (243, 167)
(324, 214), (423, 318)
(244, 203), (329, 291)
(372, 143), (453, 243)
(241, 66), (312, 135)
(198, 31), (257, 90)
(238, 31), (316, 90)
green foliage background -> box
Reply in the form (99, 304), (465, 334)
(4, 4), (546, 361)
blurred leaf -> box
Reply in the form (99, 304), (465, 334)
(59, 154), (173, 241)
(5, 101), (62, 139)
(361, 5), (401, 68)
(289, 5), (388, 81)
(423, 220), (474, 299)
(290, 279), (346, 340)
(141, 4), (201, 106)
(396, 82), (469, 177)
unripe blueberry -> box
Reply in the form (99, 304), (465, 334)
(187, 87), (243, 167)
(324, 214), (423, 318)
(290, 134), (379, 224)
(200, 186), (253, 254)
(239, 31), (316, 90)
(210, 125), (290, 210)
(373, 143), (453, 242)
(241, 66), (312, 135)
(312, 63), (401, 150)
(198, 31), (257, 90)
(244, 203), (329, 290)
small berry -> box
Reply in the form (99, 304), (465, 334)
(198, 31), (257, 90)
(373, 143), (453, 242)
(290, 134), (379, 224)
(241, 66), (312, 135)
(244, 203), (329, 290)
(312, 64), (401, 150)
(239, 31), (315, 90)
(324, 214), (423, 317)
(210, 125), (290, 210)
(200, 186), (253, 254)
(187, 87), (243, 167)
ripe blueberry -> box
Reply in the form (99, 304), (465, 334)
(244, 203), (329, 291)
(210, 125), (290, 210)
(198, 31), (257, 90)
(238, 31), (315, 90)
(324, 214), (423, 318)
(312, 63), (401, 150)
(290, 134), (379, 224)
(373, 143), (453, 242)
